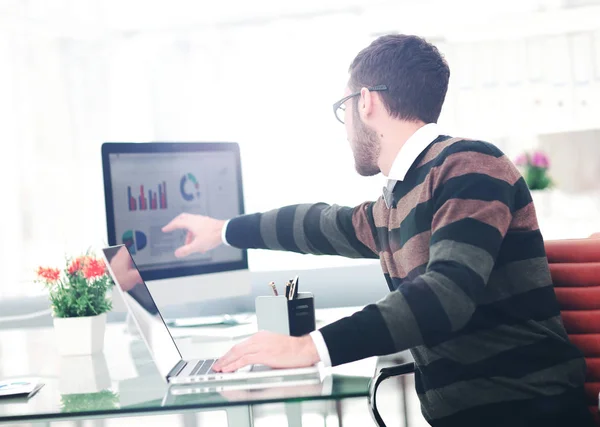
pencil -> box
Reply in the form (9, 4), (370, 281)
(269, 281), (279, 296)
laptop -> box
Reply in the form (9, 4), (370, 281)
(102, 245), (320, 384)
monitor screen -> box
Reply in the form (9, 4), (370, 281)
(102, 143), (247, 282)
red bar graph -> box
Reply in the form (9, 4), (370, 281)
(138, 185), (148, 210)
(127, 186), (137, 211)
(128, 183), (167, 212)
(149, 190), (158, 210)
(159, 181), (167, 209)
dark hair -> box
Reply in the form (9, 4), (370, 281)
(349, 34), (450, 124)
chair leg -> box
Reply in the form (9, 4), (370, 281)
(368, 362), (415, 427)
(368, 369), (389, 427)
(335, 399), (344, 427)
(400, 374), (409, 427)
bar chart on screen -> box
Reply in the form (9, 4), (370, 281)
(127, 182), (168, 211)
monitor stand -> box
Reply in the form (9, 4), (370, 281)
(114, 269), (254, 339)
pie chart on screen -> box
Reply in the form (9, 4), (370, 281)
(122, 230), (147, 255)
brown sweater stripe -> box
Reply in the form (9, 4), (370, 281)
(511, 202), (540, 232)
(375, 150), (520, 231)
(351, 201), (379, 255)
(433, 199), (512, 237)
(389, 230), (432, 279)
(417, 136), (469, 167)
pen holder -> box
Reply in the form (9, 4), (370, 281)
(255, 292), (316, 337)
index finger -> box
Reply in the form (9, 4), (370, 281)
(161, 214), (189, 233)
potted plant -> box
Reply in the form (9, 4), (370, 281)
(514, 150), (553, 190)
(35, 253), (113, 356)
(514, 150), (554, 215)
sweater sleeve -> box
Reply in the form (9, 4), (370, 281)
(319, 149), (521, 366)
(224, 202), (379, 259)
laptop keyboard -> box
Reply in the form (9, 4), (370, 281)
(190, 359), (217, 376)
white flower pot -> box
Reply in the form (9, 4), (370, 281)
(53, 313), (106, 356)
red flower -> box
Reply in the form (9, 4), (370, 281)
(82, 258), (106, 280)
(68, 256), (88, 275)
(37, 267), (61, 283)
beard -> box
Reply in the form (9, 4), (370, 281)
(350, 111), (381, 176)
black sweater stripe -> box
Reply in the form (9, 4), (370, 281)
(418, 336), (583, 391)
(392, 138), (506, 204)
(225, 212), (266, 249)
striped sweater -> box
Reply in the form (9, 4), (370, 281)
(226, 136), (588, 425)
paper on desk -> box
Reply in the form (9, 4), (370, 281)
(167, 314), (253, 328)
(169, 323), (258, 340)
(0, 377), (44, 398)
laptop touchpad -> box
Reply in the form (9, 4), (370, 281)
(249, 364), (272, 372)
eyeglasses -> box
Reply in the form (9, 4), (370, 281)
(332, 85), (388, 124)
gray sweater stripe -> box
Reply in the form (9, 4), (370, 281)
(259, 209), (286, 251)
(429, 240), (495, 282)
(421, 271), (476, 332)
(377, 290), (424, 350)
(291, 204), (313, 254)
(318, 205), (363, 258)
(412, 316), (567, 366)
(481, 257), (553, 304)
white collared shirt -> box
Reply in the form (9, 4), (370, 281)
(382, 123), (441, 207)
(223, 123), (441, 368)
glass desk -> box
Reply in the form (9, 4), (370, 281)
(0, 310), (404, 426)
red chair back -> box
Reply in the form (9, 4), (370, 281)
(546, 237), (600, 425)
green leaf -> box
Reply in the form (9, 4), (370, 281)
(524, 166), (552, 191)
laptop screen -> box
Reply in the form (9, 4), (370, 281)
(102, 245), (182, 379)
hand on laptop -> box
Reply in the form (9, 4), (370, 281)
(212, 331), (320, 373)
(162, 213), (226, 257)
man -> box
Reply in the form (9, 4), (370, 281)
(162, 35), (592, 426)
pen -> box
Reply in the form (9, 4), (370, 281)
(285, 279), (292, 299)
(292, 275), (299, 299)
(269, 281), (279, 296)
(288, 275), (298, 300)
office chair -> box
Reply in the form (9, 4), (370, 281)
(368, 235), (600, 427)
(547, 236), (600, 425)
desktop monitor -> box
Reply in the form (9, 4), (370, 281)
(101, 142), (250, 309)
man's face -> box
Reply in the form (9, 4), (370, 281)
(343, 87), (381, 177)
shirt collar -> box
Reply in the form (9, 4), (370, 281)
(386, 123), (441, 182)
(382, 123), (440, 208)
